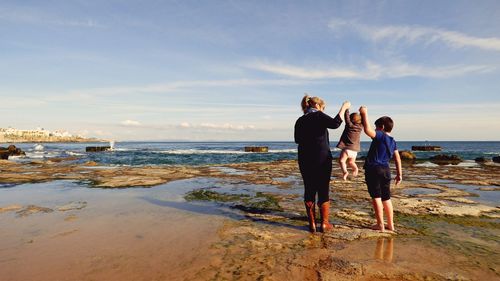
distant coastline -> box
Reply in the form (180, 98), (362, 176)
(0, 127), (103, 143)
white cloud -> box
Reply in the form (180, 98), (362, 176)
(182, 122), (257, 131)
(328, 19), (500, 51)
(248, 61), (494, 80)
(179, 122), (191, 128)
(201, 123), (255, 130)
(121, 119), (141, 126)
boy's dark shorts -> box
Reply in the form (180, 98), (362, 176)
(365, 166), (391, 201)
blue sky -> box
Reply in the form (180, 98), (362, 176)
(1, 0), (499, 141)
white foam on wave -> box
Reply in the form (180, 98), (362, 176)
(66, 151), (85, 156)
(24, 153), (44, 159)
(268, 149), (297, 153)
(34, 144), (44, 151)
(111, 148), (135, 152)
(415, 161), (439, 167)
(455, 161), (479, 167)
(8, 155), (26, 159)
(159, 149), (247, 154)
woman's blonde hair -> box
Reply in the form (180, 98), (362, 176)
(301, 94), (325, 113)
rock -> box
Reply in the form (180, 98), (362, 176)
(16, 205), (54, 217)
(474, 157), (489, 163)
(429, 154), (462, 165)
(412, 145), (441, 151)
(0, 204), (23, 213)
(400, 150), (416, 161)
(318, 256), (364, 276)
(493, 156), (500, 163)
(86, 146), (111, 152)
(0, 151), (8, 160)
(56, 201), (87, 211)
(0, 145), (26, 159)
(244, 146), (269, 153)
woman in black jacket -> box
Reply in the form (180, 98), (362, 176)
(294, 95), (350, 232)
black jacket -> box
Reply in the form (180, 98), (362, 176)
(294, 111), (343, 166)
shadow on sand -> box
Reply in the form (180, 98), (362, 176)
(141, 196), (307, 232)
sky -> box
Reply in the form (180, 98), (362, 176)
(1, 0), (500, 141)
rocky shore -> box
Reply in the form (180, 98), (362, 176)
(0, 158), (499, 280)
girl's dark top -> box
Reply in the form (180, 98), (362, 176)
(294, 110), (343, 166)
(336, 109), (363, 152)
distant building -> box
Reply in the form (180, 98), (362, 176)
(0, 127), (92, 143)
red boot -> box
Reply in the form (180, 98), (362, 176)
(319, 201), (333, 232)
(304, 201), (316, 233)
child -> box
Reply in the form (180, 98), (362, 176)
(359, 106), (402, 232)
(336, 109), (363, 181)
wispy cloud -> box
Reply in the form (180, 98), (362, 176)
(248, 61), (495, 80)
(0, 9), (103, 28)
(114, 121), (258, 132)
(120, 120), (141, 126)
(174, 122), (256, 131)
(67, 78), (308, 97)
(328, 19), (500, 51)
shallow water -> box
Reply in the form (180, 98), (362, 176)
(444, 183), (500, 206)
(329, 236), (499, 280)
(401, 187), (441, 196)
(0, 179), (234, 281)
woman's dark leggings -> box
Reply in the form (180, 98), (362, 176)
(299, 160), (332, 205)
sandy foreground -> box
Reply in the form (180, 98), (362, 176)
(0, 158), (499, 281)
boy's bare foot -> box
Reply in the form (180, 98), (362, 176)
(370, 224), (385, 232)
(385, 224), (395, 232)
(342, 172), (349, 181)
(352, 169), (359, 177)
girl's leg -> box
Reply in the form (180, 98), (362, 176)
(347, 157), (359, 177)
(382, 199), (394, 231)
(338, 150), (349, 181)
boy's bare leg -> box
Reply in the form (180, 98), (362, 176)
(374, 238), (384, 260)
(382, 199), (395, 231)
(347, 157), (359, 177)
(339, 151), (349, 180)
(383, 237), (394, 262)
(371, 198), (385, 231)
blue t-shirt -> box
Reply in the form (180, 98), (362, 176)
(364, 130), (397, 168)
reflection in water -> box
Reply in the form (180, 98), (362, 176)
(374, 237), (394, 262)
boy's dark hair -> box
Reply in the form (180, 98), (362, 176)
(375, 116), (394, 132)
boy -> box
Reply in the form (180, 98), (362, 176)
(359, 106), (402, 232)
(336, 109), (363, 181)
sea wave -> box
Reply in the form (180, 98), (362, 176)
(268, 149), (297, 153)
(65, 151), (85, 156)
(159, 149), (247, 154)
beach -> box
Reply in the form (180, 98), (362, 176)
(0, 144), (499, 281)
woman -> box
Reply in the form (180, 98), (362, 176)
(294, 95), (350, 232)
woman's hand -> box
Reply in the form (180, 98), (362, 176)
(342, 101), (351, 110)
(338, 101), (350, 121)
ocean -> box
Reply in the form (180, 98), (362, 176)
(10, 141), (500, 166)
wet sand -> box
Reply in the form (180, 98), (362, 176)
(0, 180), (225, 281)
(0, 159), (499, 280)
